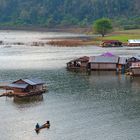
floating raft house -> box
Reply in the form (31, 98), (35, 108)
(100, 40), (123, 47)
(0, 78), (47, 98)
(128, 40), (140, 47)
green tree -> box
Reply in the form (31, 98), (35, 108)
(93, 18), (113, 37)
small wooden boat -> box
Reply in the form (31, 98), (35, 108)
(35, 121), (50, 133)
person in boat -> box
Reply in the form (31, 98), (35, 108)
(35, 123), (40, 134)
(36, 123), (40, 129)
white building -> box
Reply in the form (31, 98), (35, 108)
(128, 39), (140, 46)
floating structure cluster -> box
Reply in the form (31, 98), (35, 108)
(67, 52), (140, 76)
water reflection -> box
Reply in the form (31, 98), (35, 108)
(0, 31), (140, 140)
(1, 69), (140, 140)
(13, 95), (44, 104)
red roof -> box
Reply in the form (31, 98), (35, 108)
(78, 56), (89, 61)
(69, 56), (89, 63)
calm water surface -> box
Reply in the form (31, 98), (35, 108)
(0, 30), (140, 140)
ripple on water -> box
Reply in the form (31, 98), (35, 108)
(0, 31), (140, 140)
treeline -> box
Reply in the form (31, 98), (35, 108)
(0, 0), (139, 28)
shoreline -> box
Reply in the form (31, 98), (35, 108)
(0, 26), (97, 47)
(0, 26), (92, 34)
(0, 26), (139, 47)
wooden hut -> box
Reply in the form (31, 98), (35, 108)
(67, 56), (89, 70)
(100, 40), (122, 47)
(89, 55), (119, 70)
(127, 56), (140, 68)
(128, 40), (140, 47)
(88, 52), (123, 71)
(128, 62), (140, 76)
(6, 78), (47, 97)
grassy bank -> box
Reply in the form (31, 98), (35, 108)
(47, 29), (140, 47)
(99, 29), (140, 43)
(0, 27), (139, 47)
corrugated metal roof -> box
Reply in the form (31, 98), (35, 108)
(12, 78), (45, 86)
(8, 83), (28, 89)
(135, 56), (140, 60)
(119, 57), (127, 64)
(89, 56), (119, 63)
(128, 40), (140, 44)
(128, 56), (140, 61)
(23, 78), (45, 85)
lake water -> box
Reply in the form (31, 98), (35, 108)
(0, 30), (140, 140)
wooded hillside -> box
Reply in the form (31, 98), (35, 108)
(0, 0), (139, 28)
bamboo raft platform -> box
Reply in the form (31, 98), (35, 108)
(15, 89), (47, 98)
(0, 89), (47, 98)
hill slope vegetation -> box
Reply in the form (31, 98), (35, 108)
(0, 0), (139, 28)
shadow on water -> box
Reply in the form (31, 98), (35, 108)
(13, 95), (44, 104)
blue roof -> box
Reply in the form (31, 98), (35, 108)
(12, 78), (45, 86)
(8, 83), (28, 89)
(23, 78), (45, 85)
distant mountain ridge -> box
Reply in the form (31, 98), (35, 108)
(0, 0), (139, 28)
